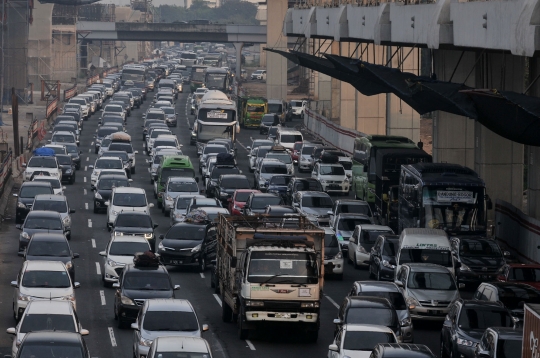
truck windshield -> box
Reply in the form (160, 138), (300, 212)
(399, 249), (453, 267)
(197, 123), (233, 143)
(248, 251), (318, 284)
(422, 187), (486, 233)
(268, 103), (283, 113)
(206, 74), (226, 89)
(247, 105), (265, 113)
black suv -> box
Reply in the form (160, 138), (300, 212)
(16, 331), (91, 358)
(93, 174), (130, 213)
(64, 143), (82, 169)
(450, 236), (508, 288)
(113, 263), (179, 328)
(285, 177), (324, 205)
(368, 234), (400, 281)
(206, 165), (241, 198)
(14, 181), (54, 224)
(473, 282), (540, 321)
(111, 212), (158, 250)
(56, 154), (76, 184)
(265, 174), (293, 201)
(215, 174), (251, 205)
(243, 192), (282, 216)
(440, 299), (515, 358)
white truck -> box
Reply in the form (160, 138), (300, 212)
(215, 215), (325, 342)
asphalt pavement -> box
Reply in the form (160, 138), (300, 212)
(0, 90), (448, 358)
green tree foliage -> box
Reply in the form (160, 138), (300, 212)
(157, 0), (258, 25)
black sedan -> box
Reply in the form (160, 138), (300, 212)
(93, 174), (130, 213)
(14, 181), (54, 224)
(111, 212), (158, 250)
(16, 210), (67, 251)
(56, 154), (76, 184)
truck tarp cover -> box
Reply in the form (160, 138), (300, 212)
(33, 147), (56, 156)
(375, 148), (432, 179)
(253, 234), (307, 241)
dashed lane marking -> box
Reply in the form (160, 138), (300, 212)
(91, 239), (96, 248)
(84, 189), (87, 195)
(246, 340), (256, 351)
(84, 177), (87, 183)
(100, 290), (106, 305)
(200, 273), (205, 279)
(88, 219), (92, 228)
(325, 295), (340, 309)
(86, 157), (89, 162)
(85, 203), (88, 210)
(213, 294), (222, 307)
(88, 148), (91, 153)
(95, 262), (101, 275)
(108, 327), (117, 347)
(84, 166), (87, 171)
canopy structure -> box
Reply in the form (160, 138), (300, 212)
(408, 80), (478, 118)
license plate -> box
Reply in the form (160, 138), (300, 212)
(329, 185), (340, 189)
(275, 313), (291, 319)
(428, 310), (442, 315)
(170, 260), (183, 264)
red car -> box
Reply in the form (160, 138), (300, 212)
(228, 189), (261, 216)
(291, 141), (303, 165)
(497, 263), (540, 290)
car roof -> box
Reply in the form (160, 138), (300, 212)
(30, 232), (67, 242)
(460, 299), (510, 309)
(354, 281), (401, 293)
(113, 187), (145, 194)
(251, 192), (280, 198)
(405, 263), (453, 273)
(220, 174), (248, 180)
(116, 211), (151, 217)
(25, 300), (74, 315)
(21, 331), (82, 344)
(299, 191), (330, 197)
(336, 213), (371, 219)
(24, 260), (67, 271)
(111, 234), (150, 244)
(155, 336), (210, 353)
(168, 177), (196, 183)
(125, 263), (168, 273)
(357, 224), (393, 231)
(488, 327), (523, 339)
(343, 324), (395, 333)
(26, 210), (62, 218)
(346, 296), (393, 308)
(34, 194), (66, 202)
(98, 174), (129, 180)
(377, 343), (435, 358)
(336, 199), (369, 205)
(507, 263), (540, 268)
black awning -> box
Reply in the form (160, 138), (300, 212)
(288, 50), (353, 83)
(462, 89), (540, 146)
(408, 80), (478, 118)
(264, 48), (300, 64)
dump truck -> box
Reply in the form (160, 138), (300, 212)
(237, 97), (267, 128)
(214, 214), (325, 342)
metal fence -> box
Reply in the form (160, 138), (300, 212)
(0, 150), (12, 199)
(63, 84), (78, 102)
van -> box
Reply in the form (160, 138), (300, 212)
(267, 99), (286, 124)
(154, 155), (198, 208)
(276, 129), (303, 150)
(395, 228), (454, 276)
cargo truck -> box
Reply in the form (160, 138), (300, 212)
(214, 215), (325, 342)
(237, 97), (267, 128)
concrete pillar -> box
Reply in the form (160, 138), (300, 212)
(339, 42), (357, 130)
(432, 49), (476, 167)
(266, 0), (287, 101)
(330, 42), (341, 123)
(233, 42), (243, 81)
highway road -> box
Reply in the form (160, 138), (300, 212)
(0, 90), (452, 358)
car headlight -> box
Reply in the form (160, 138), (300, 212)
(62, 293), (75, 302)
(65, 169), (72, 174)
(21, 232), (30, 240)
(139, 337), (153, 347)
(95, 192), (103, 200)
(191, 244), (201, 253)
(65, 261), (73, 270)
(457, 338), (477, 347)
(112, 210), (119, 216)
(382, 259), (395, 269)
(62, 216), (71, 226)
(459, 263), (471, 272)
(17, 202), (26, 209)
(334, 251), (343, 260)
(144, 233), (153, 239)
(121, 295), (135, 305)
(300, 302), (319, 308)
(406, 297), (420, 310)
(245, 300), (264, 307)
(166, 195), (173, 201)
(320, 179), (326, 184)
(18, 292), (32, 301)
(107, 258), (124, 267)
(400, 317), (411, 327)
(158, 241), (164, 251)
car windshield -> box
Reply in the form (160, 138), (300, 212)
(20, 314), (76, 333)
(22, 270), (71, 288)
(251, 196), (282, 209)
(496, 338), (522, 358)
(280, 134), (303, 143)
(338, 204), (371, 216)
(167, 180), (197, 192)
(343, 331), (395, 351)
(27, 241), (70, 257)
(498, 286), (540, 309)
(56, 156), (72, 165)
(301, 146), (315, 155)
(320, 165), (345, 176)
(269, 176), (292, 186)
(221, 178), (250, 189)
(459, 240), (502, 257)
(154, 140), (176, 148)
(261, 164), (287, 174)
(108, 144), (133, 153)
(175, 197), (196, 210)
(109, 242), (150, 256)
(458, 308), (513, 330)
(407, 272), (456, 290)
(115, 214), (152, 228)
(143, 311), (199, 331)
(105, 106), (122, 112)
(267, 153), (292, 164)
(302, 196), (333, 208)
(166, 225), (206, 240)
(268, 128), (278, 136)
(102, 153), (129, 162)
(98, 178), (129, 190)
(399, 249), (453, 267)
(19, 343), (83, 358)
(113, 193), (146, 207)
(34, 178), (61, 189)
(20, 186), (52, 198)
(211, 167), (239, 179)
(28, 157), (57, 168)
(247, 251), (318, 284)
(65, 145), (78, 155)
(361, 230), (393, 244)
(32, 200), (67, 213)
(509, 267), (540, 282)
(25, 217), (62, 230)
(95, 159), (122, 169)
(338, 218), (371, 231)
(204, 146), (227, 155)
(147, 112), (165, 120)
(345, 307), (395, 327)
(151, 130), (170, 138)
(383, 240), (399, 256)
(295, 180), (323, 192)
(123, 273), (171, 290)
(355, 292), (406, 310)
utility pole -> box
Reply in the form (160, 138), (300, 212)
(12, 87), (19, 156)
(0, 0), (6, 125)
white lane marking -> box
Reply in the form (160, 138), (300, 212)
(200, 273), (205, 279)
(91, 239), (96, 248)
(246, 340), (256, 350)
(88, 219), (92, 227)
(85, 203), (89, 210)
(88, 148), (91, 153)
(236, 140), (247, 151)
(213, 294), (222, 307)
(84, 177), (87, 183)
(95, 262), (101, 275)
(108, 327), (117, 347)
(84, 189), (87, 195)
(84, 166), (87, 171)
(86, 157), (89, 162)
(91, 142), (94, 146)
(100, 290), (106, 305)
(325, 295), (340, 309)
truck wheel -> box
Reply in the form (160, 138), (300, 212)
(222, 300), (233, 323)
(238, 315), (249, 340)
(306, 329), (318, 343)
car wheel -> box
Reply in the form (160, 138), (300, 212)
(94, 147), (98, 154)
(131, 167), (135, 174)
(353, 253), (360, 270)
(93, 206), (98, 214)
(376, 267), (381, 281)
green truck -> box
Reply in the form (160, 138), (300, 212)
(237, 97), (267, 129)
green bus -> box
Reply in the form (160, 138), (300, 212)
(154, 155), (197, 208)
(190, 65), (208, 92)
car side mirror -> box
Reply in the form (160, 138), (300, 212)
(73, 253), (80, 259)
(332, 318), (342, 325)
(328, 344), (339, 352)
(104, 201), (110, 206)
(202, 324), (209, 332)
(12, 193), (18, 197)
(153, 224), (159, 229)
(89, 165), (94, 169)
(148, 203), (154, 208)
(80, 329), (89, 336)
(134, 151), (139, 154)
(15, 224), (22, 230)
(74, 282), (81, 289)
(99, 251), (106, 256)
(10, 281), (18, 288)
(6, 328), (16, 335)
(504, 251), (511, 256)
(70, 209), (76, 213)
(174, 285), (180, 290)
(394, 280), (403, 287)
(112, 283), (120, 288)
(131, 323), (139, 330)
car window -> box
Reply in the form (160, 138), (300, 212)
(18, 342), (83, 358)
(345, 307), (395, 327)
(22, 270), (71, 288)
(407, 272), (456, 290)
(20, 186), (53, 198)
(343, 331), (395, 351)
(27, 241), (70, 257)
(20, 314), (76, 333)
(115, 214), (152, 228)
(25, 217), (62, 230)
(32, 200), (67, 213)
(166, 225), (206, 240)
(28, 157), (57, 168)
(112, 193), (146, 207)
(143, 311), (198, 331)
(123, 273), (171, 290)
(109, 242), (150, 256)
(458, 308), (513, 330)
(302, 196), (333, 208)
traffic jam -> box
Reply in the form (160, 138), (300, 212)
(4, 43), (536, 358)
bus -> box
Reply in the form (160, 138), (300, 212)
(180, 51), (198, 68)
(194, 90), (239, 151)
(190, 65), (208, 92)
(121, 64), (147, 85)
(204, 67), (230, 93)
(398, 163), (491, 235)
(203, 52), (222, 67)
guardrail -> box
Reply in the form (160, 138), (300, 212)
(63, 85), (78, 102)
(86, 74), (100, 87)
(0, 149), (12, 199)
(46, 97), (58, 119)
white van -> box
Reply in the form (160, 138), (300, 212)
(276, 129), (303, 150)
(395, 228), (454, 277)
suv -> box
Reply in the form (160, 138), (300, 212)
(332, 214), (373, 251)
(328, 199), (374, 227)
(286, 177), (324, 205)
(16, 210), (68, 250)
(368, 234), (400, 281)
(14, 181), (54, 224)
(323, 227), (344, 280)
(293, 191), (333, 226)
(113, 263), (179, 328)
(14, 331), (90, 358)
(242, 192), (282, 216)
(348, 224), (394, 268)
(163, 177), (200, 215)
(206, 164), (240, 198)
(112, 212), (158, 249)
(90, 157), (125, 186)
(474, 327), (523, 358)
(287, 99), (307, 119)
(440, 299), (515, 358)
(473, 282), (540, 321)
(23, 155), (61, 181)
(215, 174), (251, 205)
(255, 159), (288, 190)
(170, 194), (206, 226)
(311, 162), (349, 194)
(31, 194), (75, 236)
(106, 187), (154, 228)
(92, 174), (130, 213)
(251, 69), (266, 80)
